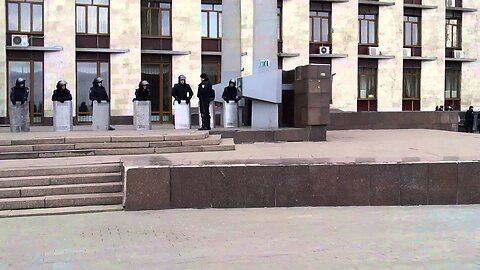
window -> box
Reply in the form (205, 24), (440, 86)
(446, 19), (461, 48)
(358, 67), (377, 100)
(202, 60), (221, 84)
(141, 1), (171, 37)
(310, 11), (330, 43)
(7, 0), (43, 33)
(358, 14), (377, 45)
(76, 0), (109, 35)
(8, 61), (44, 124)
(76, 61), (109, 123)
(403, 69), (420, 99)
(445, 69), (461, 100)
(202, 4), (222, 38)
(404, 16), (420, 47)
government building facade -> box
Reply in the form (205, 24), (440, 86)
(0, 0), (479, 125)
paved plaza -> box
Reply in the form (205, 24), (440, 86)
(0, 206), (479, 269)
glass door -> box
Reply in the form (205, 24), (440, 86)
(141, 63), (172, 123)
(76, 61), (109, 123)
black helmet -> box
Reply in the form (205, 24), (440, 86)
(140, 80), (149, 87)
(178, 75), (186, 82)
(16, 77), (26, 87)
(57, 80), (67, 87)
(93, 77), (103, 84)
(229, 79), (236, 85)
(200, 73), (209, 80)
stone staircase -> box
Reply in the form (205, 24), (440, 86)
(0, 132), (235, 160)
(0, 163), (124, 217)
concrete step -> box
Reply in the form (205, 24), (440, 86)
(0, 192), (123, 210)
(0, 182), (123, 199)
(0, 163), (121, 178)
(201, 138), (236, 152)
(181, 135), (222, 146)
(0, 172), (122, 188)
(0, 205), (124, 218)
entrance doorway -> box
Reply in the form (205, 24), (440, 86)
(141, 63), (172, 123)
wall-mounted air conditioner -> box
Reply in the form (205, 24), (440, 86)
(319, 46), (331, 55)
(403, 48), (412, 57)
(453, 50), (464, 59)
(11, 35), (29, 47)
(446, 0), (455, 8)
(368, 47), (381, 56)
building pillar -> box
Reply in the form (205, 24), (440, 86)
(281, 0), (310, 71)
(0, 3), (7, 120)
(221, 0), (242, 83)
(421, 0), (446, 111)
(331, 1), (358, 111)
(172, 0), (202, 107)
(461, 0), (480, 109)
(110, 0), (141, 117)
(377, 0), (403, 111)
(44, 0), (76, 118)
(240, 0), (254, 77)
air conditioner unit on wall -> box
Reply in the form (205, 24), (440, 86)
(453, 50), (464, 58)
(319, 46), (330, 55)
(403, 48), (412, 57)
(368, 47), (381, 56)
(446, 0), (455, 7)
(11, 35), (29, 47)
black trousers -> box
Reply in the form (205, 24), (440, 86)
(465, 122), (474, 133)
(199, 99), (211, 128)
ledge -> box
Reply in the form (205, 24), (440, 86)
(202, 51), (222, 56)
(317, 0), (349, 2)
(278, 52), (300, 58)
(77, 48), (129, 54)
(403, 4), (438, 9)
(446, 7), (477, 12)
(310, 53), (348, 58)
(7, 46), (63, 52)
(358, 54), (395, 59)
(359, 0), (395, 6)
(445, 57), (477, 62)
(404, 56), (437, 61)
(141, 50), (190, 55)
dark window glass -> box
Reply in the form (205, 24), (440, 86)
(358, 67), (377, 99)
(202, 4), (222, 38)
(76, 0), (110, 35)
(7, 1), (44, 33)
(446, 19), (461, 48)
(141, 1), (171, 37)
(76, 61), (110, 123)
(310, 11), (330, 43)
(358, 14), (377, 45)
(445, 69), (461, 100)
(403, 68), (421, 99)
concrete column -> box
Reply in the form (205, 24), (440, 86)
(331, 1), (358, 111)
(377, 0), (403, 111)
(221, 0), (242, 83)
(0, 3), (7, 119)
(110, 1), (141, 117)
(44, 0), (76, 118)
(172, 0), (202, 107)
(241, 0), (254, 77)
(282, 0), (310, 71)
(461, 0), (480, 109)
(421, 0), (446, 111)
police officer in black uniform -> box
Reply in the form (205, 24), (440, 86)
(222, 79), (241, 103)
(10, 78), (29, 106)
(197, 73), (215, 130)
(133, 80), (151, 101)
(51, 80), (73, 103)
(172, 75), (194, 104)
(89, 77), (115, 130)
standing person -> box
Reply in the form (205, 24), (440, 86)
(10, 78), (29, 105)
(51, 80), (72, 103)
(222, 79), (241, 103)
(172, 75), (194, 104)
(133, 80), (151, 101)
(197, 73), (215, 130)
(465, 106), (474, 133)
(89, 77), (115, 131)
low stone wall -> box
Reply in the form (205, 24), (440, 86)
(329, 111), (459, 131)
(210, 126), (327, 144)
(124, 161), (480, 210)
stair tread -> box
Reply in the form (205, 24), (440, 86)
(0, 182), (122, 192)
(0, 205), (123, 218)
(0, 163), (121, 174)
(0, 192), (123, 202)
(0, 172), (121, 181)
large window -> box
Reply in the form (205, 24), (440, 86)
(202, 60), (221, 84)
(358, 67), (377, 100)
(141, 63), (172, 123)
(446, 19), (461, 48)
(309, 11), (330, 43)
(7, 0), (43, 33)
(141, 1), (171, 37)
(201, 4), (222, 39)
(76, 0), (109, 34)
(358, 14), (377, 45)
(8, 61), (44, 124)
(403, 68), (421, 111)
(445, 69), (461, 100)
(404, 16), (420, 47)
(76, 61), (109, 123)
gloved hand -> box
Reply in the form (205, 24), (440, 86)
(60, 100), (65, 103)
(175, 99), (181, 104)
(186, 99), (190, 105)
(97, 99), (102, 103)
(226, 100), (230, 103)
(21, 101), (25, 105)
(106, 99), (110, 103)
(11, 101), (16, 106)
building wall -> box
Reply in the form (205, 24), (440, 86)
(43, 0), (76, 117)
(0, 2), (6, 118)
(240, 0), (254, 77)
(331, 1), (358, 112)
(110, 0), (141, 117)
(377, 0), (403, 111)
(282, 0), (310, 71)
(461, 0), (480, 109)
(172, 0), (201, 107)
(421, 0), (446, 111)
